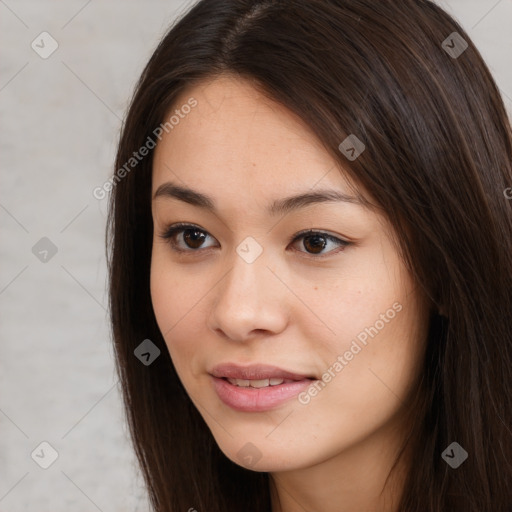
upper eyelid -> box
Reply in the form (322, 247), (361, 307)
(160, 223), (348, 241)
(159, 223), (350, 254)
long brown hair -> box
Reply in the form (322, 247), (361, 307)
(106, 1), (512, 510)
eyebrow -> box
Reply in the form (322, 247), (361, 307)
(153, 181), (367, 216)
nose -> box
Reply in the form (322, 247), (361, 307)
(207, 247), (290, 342)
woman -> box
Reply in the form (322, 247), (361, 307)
(106, 0), (512, 510)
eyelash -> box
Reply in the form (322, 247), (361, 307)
(157, 222), (350, 259)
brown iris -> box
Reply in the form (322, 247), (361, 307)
(183, 228), (206, 249)
(302, 234), (327, 254)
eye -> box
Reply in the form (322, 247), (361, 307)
(288, 229), (350, 258)
(158, 223), (350, 258)
(158, 223), (217, 253)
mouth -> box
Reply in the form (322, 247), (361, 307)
(221, 376), (312, 388)
(209, 362), (316, 382)
(209, 363), (317, 411)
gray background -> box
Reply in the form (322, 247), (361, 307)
(1, 1), (511, 510)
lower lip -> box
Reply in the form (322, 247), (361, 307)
(210, 376), (314, 412)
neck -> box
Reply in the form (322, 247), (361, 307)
(269, 412), (415, 512)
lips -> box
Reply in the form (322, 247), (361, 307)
(210, 363), (316, 381)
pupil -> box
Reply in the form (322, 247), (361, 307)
(304, 234), (326, 254)
(184, 229), (205, 249)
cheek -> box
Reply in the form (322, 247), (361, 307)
(322, 292), (427, 419)
(150, 252), (173, 330)
(150, 249), (195, 329)
(294, 303), (426, 463)
(312, 259), (427, 412)
(149, 251), (209, 370)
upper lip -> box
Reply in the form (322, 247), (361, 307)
(210, 363), (315, 381)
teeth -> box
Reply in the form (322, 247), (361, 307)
(226, 377), (293, 388)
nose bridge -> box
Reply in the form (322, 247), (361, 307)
(208, 236), (288, 339)
(222, 236), (270, 303)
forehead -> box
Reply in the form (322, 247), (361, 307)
(152, 75), (359, 202)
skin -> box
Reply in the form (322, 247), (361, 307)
(150, 74), (431, 512)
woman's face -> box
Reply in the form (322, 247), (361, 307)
(150, 74), (430, 473)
